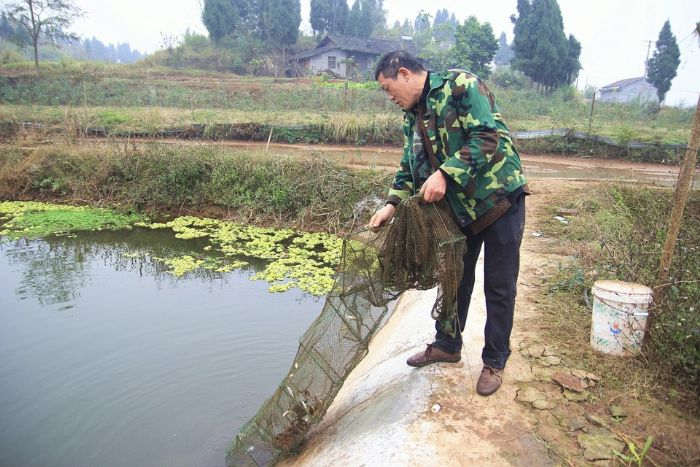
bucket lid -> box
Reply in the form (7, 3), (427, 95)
(592, 280), (652, 297)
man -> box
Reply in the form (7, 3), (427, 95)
(369, 50), (528, 396)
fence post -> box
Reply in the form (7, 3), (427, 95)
(587, 92), (596, 135)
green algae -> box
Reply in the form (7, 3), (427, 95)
(0, 201), (143, 239)
(139, 216), (342, 296)
(0, 201), (343, 296)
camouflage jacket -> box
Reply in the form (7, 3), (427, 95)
(386, 70), (527, 229)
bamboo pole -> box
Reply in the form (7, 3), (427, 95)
(648, 94), (700, 335)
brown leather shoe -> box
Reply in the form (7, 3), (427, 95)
(476, 365), (504, 396)
(406, 344), (461, 368)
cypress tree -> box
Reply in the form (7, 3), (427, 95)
(202, 0), (239, 44)
(310, 0), (347, 36)
(358, 0), (377, 38)
(494, 32), (514, 66)
(647, 20), (681, 102)
(259, 0), (300, 47)
(345, 0), (361, 37)
(512, 0), (580, 92)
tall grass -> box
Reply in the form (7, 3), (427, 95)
(0, 142), (391, 232)
(539, 184), (700, 404)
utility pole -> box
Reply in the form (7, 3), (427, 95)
(643, 40), (653, 78)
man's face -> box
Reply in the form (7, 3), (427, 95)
(377, 69), (421, 110)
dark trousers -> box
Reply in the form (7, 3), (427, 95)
(433, 192), (526, 369)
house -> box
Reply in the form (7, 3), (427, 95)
(597, 77), (659, 104)
(287, 34), (417, 78)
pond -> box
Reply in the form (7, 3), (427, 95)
(0, 227), (324, 467)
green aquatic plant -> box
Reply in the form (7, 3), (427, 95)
(155, 255), (205, 277)
(148, 253), (249, 277)
(0, 201), (143, 239)
(139, 216), (342, 295)
(0, 202), (343, 295)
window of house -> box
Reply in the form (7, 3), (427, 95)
(328, 56), (337, 69)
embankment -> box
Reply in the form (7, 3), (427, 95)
(0, 143), (391, 232)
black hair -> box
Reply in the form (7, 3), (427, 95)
(374, 50), (426, 80)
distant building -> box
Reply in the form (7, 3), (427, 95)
(597, 77), (659, 104)
(287, 34), (417, 78)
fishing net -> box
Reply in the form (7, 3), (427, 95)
(226, 196), (465, 466)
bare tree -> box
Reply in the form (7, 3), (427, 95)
(3, 0), (83, 72)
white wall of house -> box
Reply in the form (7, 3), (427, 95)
(309, 48), (348, 76)
(599, 80), (659, 104)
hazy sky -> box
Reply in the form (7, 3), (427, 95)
(69, 0), (699, 106)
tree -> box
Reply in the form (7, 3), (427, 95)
(344, 0), (383, 38)
(432, 9), (456, 46)
(344, 0), (361, 36)
(3, 0), (83, 72)
(259, 0), (300, 48)
(511, 0), (580, 93)
(259, 0), (300, 75)
(414, 10), (431, 37)
(453, 16), (498, 79)
(647, 20), (681, 103)
(202, 0), (251, 45)
(358, 0), (378, 38)
(310, 0), (347, 36)
(563, 34), (581, 84)
(433, 8), (448, 27)
(494, 32), (514, 66)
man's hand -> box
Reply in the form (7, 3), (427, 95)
(420, 170), (447, 203)
(369, 204), (396, 228)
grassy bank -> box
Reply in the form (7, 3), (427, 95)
(536, 183), (700, 406)
(0, 64), (694, 151)
(0, 142), (391, 232)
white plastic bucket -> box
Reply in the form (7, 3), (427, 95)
(590, 280), (652, 356)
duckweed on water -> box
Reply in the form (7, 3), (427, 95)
(139, 216), (342, 295)
(0, 201), (143, 239)
(156, 255), (205, 277)
(0, 202), (343, 295)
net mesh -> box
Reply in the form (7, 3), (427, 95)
(226, 196), (465, 466)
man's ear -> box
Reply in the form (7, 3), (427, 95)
(398, 67), (410, 81)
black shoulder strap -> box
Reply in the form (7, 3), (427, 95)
(416, 108), (439, 172)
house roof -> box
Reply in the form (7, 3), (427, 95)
(289, 34), (416, 61)
(289, 46), (338, 60)
(600, 77), (650, 92)
(320, 34), (413, 54)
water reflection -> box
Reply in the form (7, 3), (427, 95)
(0, 226), (321, 467)
(0, 228), (269, 310)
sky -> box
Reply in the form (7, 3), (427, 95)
(69, 0), (699, 106)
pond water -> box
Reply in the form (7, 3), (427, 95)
(0, 228), (323, 467)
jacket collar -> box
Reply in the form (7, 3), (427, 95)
(409, 70), (449, 117)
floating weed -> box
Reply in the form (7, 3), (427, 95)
(139, 216), (342, 295)
(156, 255), (205, 277)
(0, 201), (143, 239)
